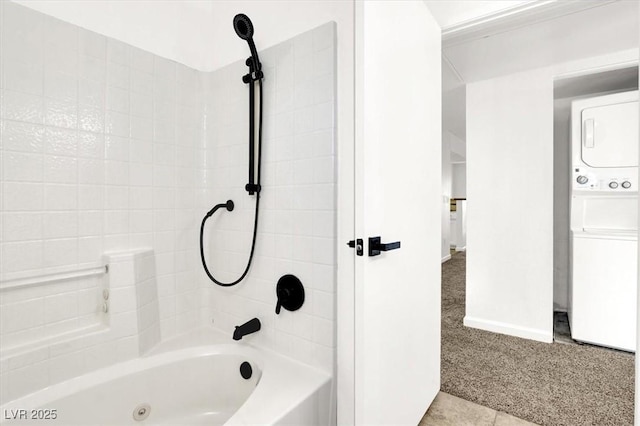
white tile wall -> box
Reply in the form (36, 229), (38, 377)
(200, 23), (336, 374)
(0, 1), (337, 399)
(0, 274), (103, 350)
(133, 250), (161, 354)
(0, 1), (204, 351)
(0, 248), (159, 404)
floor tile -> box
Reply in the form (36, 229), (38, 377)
(494, 411), (539, 426)
(419, 392), (496, 426)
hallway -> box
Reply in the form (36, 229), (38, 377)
(438, 253), (634, 425)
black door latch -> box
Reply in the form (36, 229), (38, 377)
(347, 239), (364, 256)
(368, 236), (401, 257)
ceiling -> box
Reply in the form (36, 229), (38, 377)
(425, 0), (534, 30)
(443, 0), (638, 84)
(438, 0), (639, 156)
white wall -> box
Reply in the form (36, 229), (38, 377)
(466, 67), (554, 342)
(452, 162), (466, 199)
(209, 1), (351, 70)
(14, 0), (356, 75)
(442, 133), (452, 261)
(13, 0), (214, 71)
(466, 49), (639, 343)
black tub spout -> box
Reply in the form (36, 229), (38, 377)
(233, 318), (261, 340)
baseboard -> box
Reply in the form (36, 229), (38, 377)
(441, 254), (452, 263)
(463, 316), (553, 343)
(455, 246), (466, 252)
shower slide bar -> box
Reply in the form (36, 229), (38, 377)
(0, 264), (108, 292)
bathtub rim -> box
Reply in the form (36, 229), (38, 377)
(0, 341), (332, 426)
(0, 344), (262, 413)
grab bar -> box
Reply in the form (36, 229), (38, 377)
(0, 264), (108, 292)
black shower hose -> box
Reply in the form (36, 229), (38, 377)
(199, 80), (263, 287)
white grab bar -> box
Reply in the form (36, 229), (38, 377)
(0, 265), (108, 291)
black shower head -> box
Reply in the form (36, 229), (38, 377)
(233, 14), (254, 41)
(233, 13), (262, 80)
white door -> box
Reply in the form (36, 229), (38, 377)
(354, 1), (441, 424)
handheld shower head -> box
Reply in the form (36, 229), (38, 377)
(233, 14), (254, 40)
(233, 13), (262, 80)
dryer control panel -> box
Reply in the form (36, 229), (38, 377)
(573, 166), (637, 192)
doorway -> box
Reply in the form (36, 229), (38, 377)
(437, 2), (638, 425)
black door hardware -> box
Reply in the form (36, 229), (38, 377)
(275, 274), (305, 314)
(368, 236), (401, 257)
(347, 239), (364, 256)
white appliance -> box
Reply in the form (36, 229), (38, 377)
(569, 90), (638, 352)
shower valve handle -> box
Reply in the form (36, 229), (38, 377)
(275, 275), (305, 314)
(275, 287), (292, 314)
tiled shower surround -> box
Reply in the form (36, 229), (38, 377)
(202, 24), (336, 371)
(0, 1), (336, 401)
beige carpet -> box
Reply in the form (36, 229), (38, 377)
(441, 252), (635, 426)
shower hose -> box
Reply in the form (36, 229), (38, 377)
(199, 80), (263, 287)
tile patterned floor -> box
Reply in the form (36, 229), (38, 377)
(420, 392), (539, 426)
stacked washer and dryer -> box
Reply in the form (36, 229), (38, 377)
(569, 90), (639, 352)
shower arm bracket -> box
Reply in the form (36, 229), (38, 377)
(245, 183), (261, 194)
(242, 57), (263, 84)
(243, 56), (263, 196)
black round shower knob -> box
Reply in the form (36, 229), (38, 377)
(275, 274), (305, 314)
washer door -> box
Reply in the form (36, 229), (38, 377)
(581, 100), (638, 168)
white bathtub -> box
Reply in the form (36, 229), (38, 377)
(0, 331), (332, 425)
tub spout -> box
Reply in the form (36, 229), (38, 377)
(233, 318), (261, 340)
